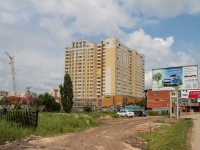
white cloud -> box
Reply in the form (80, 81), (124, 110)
(0, 61), (4, 70)
(145, 71), (153, 89)
(123, 0), (200, 18)
(0, 0), (200, 94)
(25, 0), (138, 39)
(121, 29), (197, 89)
(48, 72), (63, 80)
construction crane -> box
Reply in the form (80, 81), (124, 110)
(5, 52), (17, 99)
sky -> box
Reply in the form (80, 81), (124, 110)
(0, 0), (200, 95)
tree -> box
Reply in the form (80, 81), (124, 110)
(136, 97), (147, 110)
(35, 92), (61, 112)
(59, 73), (74, 113)
(153, 72), (162, 82)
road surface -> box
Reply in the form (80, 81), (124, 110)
(1, 116), (163, 150)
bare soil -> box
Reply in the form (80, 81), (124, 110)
(1, 116), (164, 150)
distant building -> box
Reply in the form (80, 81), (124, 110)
(146, 89), (200, 112)
(49, 88), (60, 98)
(19, 90), (38, 100)
(0, 90), (9, 97)
(64, 38), (145, 108)
(0, 96), (10, 109)
(147, 89), (173, 109)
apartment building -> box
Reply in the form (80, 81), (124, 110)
(65, 38), (145, 108)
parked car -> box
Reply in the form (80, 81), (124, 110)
(162, 74), (182, 86)
(142, 111), (146, 117)
(116, 109), (135, 118)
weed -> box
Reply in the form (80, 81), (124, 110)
(141, 119), (193, 150)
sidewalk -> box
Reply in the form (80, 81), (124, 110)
(180, 113), (200, 150)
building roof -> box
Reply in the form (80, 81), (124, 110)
(7, 96), (30, 102)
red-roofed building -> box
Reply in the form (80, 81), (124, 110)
(19, 97), (31, 102)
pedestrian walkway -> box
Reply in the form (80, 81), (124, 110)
(181, 113), (200, 150)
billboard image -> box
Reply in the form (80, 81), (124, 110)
(152, 65), (198, 91)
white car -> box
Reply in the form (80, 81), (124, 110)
(116, 109), (135, 118)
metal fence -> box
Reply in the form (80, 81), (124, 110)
(0, 108), (39, 128)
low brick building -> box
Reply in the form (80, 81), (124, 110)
(146, 89), (200, 112)
(147, 89), (176, 109)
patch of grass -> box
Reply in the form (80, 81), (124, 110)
(0, 111), (116, 145)
(34, 112), (99, 136)
(147, 111), (168, 116)
(0, 119), (32, 145)
(141, 119), (193, 150)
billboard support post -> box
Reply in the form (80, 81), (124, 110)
(170, 91), (172, 118)
(176, 90), (179, 119)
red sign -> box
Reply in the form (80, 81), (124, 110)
(188, 91), (200, 98)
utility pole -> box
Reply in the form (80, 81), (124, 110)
(26, 87), (31, 110)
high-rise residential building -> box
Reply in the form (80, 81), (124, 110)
(65, 38), (145, 108)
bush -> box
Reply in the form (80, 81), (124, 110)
(147, 111), (160, 116)
(84, 106), (92, 112)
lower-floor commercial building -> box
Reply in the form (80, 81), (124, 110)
(146, 89), (200, 112)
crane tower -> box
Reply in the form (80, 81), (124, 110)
(5, 52), (17, 98)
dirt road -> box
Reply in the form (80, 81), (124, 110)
(1, 116), (163, 150)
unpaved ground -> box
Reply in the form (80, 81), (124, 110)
(181, 113), (200, 150)
(1, 116), (164, 150)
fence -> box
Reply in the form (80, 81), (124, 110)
(151, 108), (168, 115)
(0, 108), (39, 128)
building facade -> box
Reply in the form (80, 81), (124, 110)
(19, 90), (38, 100)
(147, 90), (172, 109)
(0, 90), (9, 97)
(49, 88), (60, 98)
(147, 89), (200, 112)
(65, 38), (145, 108)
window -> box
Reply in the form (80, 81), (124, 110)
(107, 42), (109, 45)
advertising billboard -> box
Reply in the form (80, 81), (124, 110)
(188, 91), (200, 98)
(152, 65), (198, 91)
(181, 89), (200, 98)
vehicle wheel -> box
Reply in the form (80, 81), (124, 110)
(125, 115), (128, 118)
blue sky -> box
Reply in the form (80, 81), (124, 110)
(0, 0), (200, 94)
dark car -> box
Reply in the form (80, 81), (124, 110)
(162, 74), (182, 86)
(142, 111), (146, 117)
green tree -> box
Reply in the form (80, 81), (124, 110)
(35, 92), (61, 112)
(156, 72), (162, 82)
(59, 73), (74, 113)
(153, 72), (162, 82)
(84, 105), (92, 112)
(136, 97), (147, 110)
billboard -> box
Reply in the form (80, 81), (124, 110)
(188, 91), (200, 98)
(152, 65), (198, 91)
(181, 88), (200, 98)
